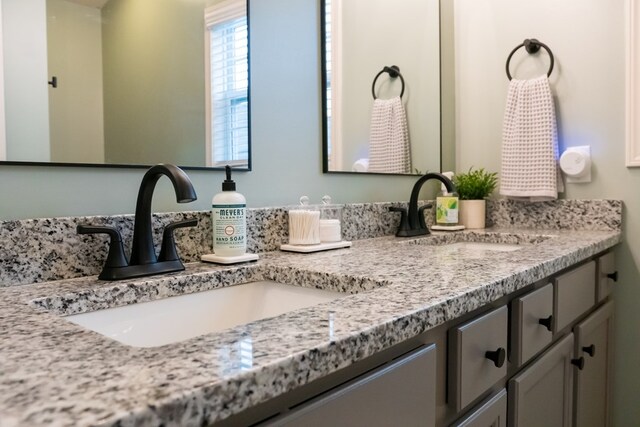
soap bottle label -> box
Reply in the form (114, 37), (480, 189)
(436, 196), (459, 224)
(212, 204), (246, 252)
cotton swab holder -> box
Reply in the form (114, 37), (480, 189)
(288, 196), (320, 245)
(319, 195), (343, 243)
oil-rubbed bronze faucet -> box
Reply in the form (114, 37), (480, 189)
(390, 172), (456, 237)
(77, 164), (198, 280)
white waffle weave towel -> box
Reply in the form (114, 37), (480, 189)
(500, 75), (564, 201)
(368, 96), (411, 174)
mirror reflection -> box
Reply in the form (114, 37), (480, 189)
(0, 0), (250, 169)
(322, 0), (441, 175)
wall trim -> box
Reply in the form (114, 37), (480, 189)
(626, 0), (640, 166)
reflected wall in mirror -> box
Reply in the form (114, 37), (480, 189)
(0, 0), (250, 169)
(321, 0), (441, 175)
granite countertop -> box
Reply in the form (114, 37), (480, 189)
(0, 227), (621, 426)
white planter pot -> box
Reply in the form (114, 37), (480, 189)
(460, 199), (486, 229)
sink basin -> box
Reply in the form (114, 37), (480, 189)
(443, 242), (522, 252)
(65, 281), (343, 347)
(401, 231), (551, 249)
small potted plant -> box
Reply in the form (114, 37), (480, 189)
(453, 167), (498, 229)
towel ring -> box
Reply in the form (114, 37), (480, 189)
(506, 39), (554, 80)
(372, 65), (405, 99)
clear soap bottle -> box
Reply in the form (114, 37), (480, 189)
(436, 171), (459, 226)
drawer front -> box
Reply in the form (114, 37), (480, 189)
(512, 283), (554, 366)
(266, 344), (437, 427)
(451, 389), (507, 427)
(597, 252), (616, 302)
(449, 306), (508, 412)
(554, 261), (596, 332)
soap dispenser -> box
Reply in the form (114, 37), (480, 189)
(211, 165), (246, 257)
(435, 171), (460, 227)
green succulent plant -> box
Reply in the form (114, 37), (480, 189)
(453, 167), (498, 200)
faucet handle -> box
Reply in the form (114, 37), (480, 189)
(159, 218), (198, 262)
(389, 206), (410, 236)
(77, 225), (128, 268)
(418, 204), (434, 230)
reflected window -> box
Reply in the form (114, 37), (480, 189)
(205, 0), (248, 167)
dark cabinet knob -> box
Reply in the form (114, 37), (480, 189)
(538, 315), (553, 332)
(485, 347), (506, 368)
(571, 357), (585, 370)
(582, 344), (596, 357)
(606, 271), (618, 282)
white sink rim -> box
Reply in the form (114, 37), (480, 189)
(64, 281), (343, 348)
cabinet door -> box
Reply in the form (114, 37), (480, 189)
(265, 344), (437, 427)
(574, 301), (614, 427)
(508, 334), (575, 427)
(451, 389), (507, 427)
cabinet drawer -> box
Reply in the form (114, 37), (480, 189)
(597, 252), (617, 302)
(554, 261), (596, 332)
(508, 333), (575, 427)
(264, 344), (437, 427)
(451, 389), (507, 427)
(449, 306), (508, 412)
(512, 283), (554, 366)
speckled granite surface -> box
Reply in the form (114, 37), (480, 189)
(0, 199), (622, 287)
(0, 224), (621, 426)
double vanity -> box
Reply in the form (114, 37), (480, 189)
(0, 199), (621, 426)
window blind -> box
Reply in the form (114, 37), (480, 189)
(206, 1), (248, 167)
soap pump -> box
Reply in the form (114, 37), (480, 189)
(211, 165), (247, 257)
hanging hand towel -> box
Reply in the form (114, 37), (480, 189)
(368, 96), (411, 174)
(500, 75), (564, 201)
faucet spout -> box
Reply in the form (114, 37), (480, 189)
(393, 172), (456, 237)
(130, 164), (197, 266)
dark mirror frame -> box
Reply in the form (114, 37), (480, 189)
(320, 0), (445, 176)
(0, 1), (252, 172)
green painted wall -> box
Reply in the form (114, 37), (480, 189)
(454, 0), (637, 424)
(102, 0), (207, 166)
(0, 0), (420, 220)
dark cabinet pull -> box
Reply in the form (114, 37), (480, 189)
(538, 315), (553, 332)
(571, 357), (585, 370)
(485, 348), (506, 368)
(582, 344), (596, 357)
(606, 271), (618, 282)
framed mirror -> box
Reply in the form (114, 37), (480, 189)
(0, 0), (250, 170)
(321, 0), (442, 175)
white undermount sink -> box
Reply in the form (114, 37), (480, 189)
(65, 281), (343, 348)
(443, 242), (523, 252)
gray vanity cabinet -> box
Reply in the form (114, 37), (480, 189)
(451, 389), (507, 427)
(508, 333), (575, 427)
(264, 344), (437, 427)
(573, 301), (614, 427)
